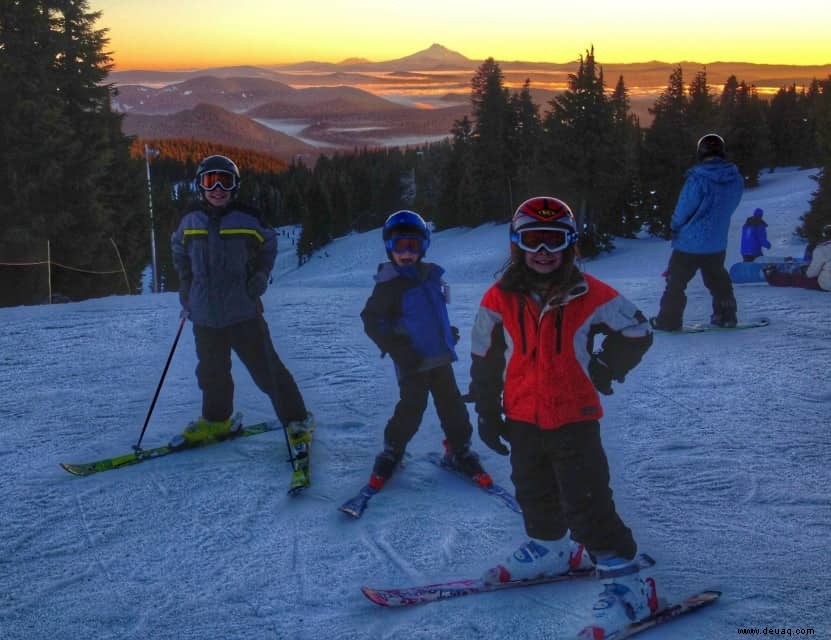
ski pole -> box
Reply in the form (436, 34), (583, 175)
(257, 302), (297, 469)
(134, 313), (187, 451)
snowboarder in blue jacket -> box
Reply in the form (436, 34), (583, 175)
(360, 210), (490, 492)
(740, 208), (772, 261)
(651, 134), (744, 330)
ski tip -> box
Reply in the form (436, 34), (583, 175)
(360, 586), (391, 607)
(60, 463), (92, 477)
(637, 553), (657, 568)
(338, 505), (363, 519)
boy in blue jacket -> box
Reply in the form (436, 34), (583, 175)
(740, 207), (772, 261)
(651, 134), (744, 330)
(360, 210), (490, 491)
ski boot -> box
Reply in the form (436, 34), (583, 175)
(577, 556), (660, 639)
(287, 413), (315, 494)
(443, 440), (492, 487)
(710, 298), (738, 328)
(482, 534), (594, 585)
(649, 316), (681, 332)
(174, 412), (243, 447)
(368, 444), (405, 491)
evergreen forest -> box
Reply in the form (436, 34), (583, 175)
(2, 2), (830, 306)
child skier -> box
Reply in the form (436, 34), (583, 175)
(360, 210), (490, 492)
(468, 197), (657, 638)
(171, 154), (314, 491)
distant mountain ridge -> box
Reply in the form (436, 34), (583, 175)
(108, 44), (831, 164)
(109, 43), (831, 86)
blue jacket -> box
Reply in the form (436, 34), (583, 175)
(171, 202), (276, 328)
(671, 158), (744, 254)
(740, 215), (771, 257)
(360, 262), (457, 375)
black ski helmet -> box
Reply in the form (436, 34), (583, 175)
(697, 133), (726, 160)
(195, 154), (240, 195)
(822, 223), (831, 239)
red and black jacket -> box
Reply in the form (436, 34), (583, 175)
(469, 272), (652, 430)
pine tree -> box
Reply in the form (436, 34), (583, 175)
(469, 58), (512, 223)
(722, 80), (769, 186)
(0, 1), (144, 305)
(686, 68), (719, 137)
(543, 47), (617, 253)
(507, 80), (544, 206)
(642, 66), (691, 235)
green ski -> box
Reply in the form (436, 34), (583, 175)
(60, 420), (282, 477)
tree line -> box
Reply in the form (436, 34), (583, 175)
(2, 2), (830, 306)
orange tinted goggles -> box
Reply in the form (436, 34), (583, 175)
(386, 236), (424, 254)
(199, 171), (237, 191)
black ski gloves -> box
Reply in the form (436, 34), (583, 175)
(478, 414), (510, 456)
(589, 330), (654, 395)
(451, 325), (460, 345)
(246, 271), (269, 300)
(588, 355), (616, 395)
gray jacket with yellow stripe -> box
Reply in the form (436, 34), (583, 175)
(171, 201), (276, 328)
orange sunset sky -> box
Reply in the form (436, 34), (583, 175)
(90, 0), (830, 70)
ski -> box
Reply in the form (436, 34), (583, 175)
(286, 420), (313, 495)
(426, 451), (522, 514)
(576, 590), (721, 639)
(339, 485), (378, 518)
(362, 554), (654, 607)
(60, 420), (282, 477)
(653, 317), (769, 334)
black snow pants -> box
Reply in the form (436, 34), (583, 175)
(193, 316), (307, 425)
(508, 419), (637, 561)
(383, 363), (473, 454)
(656, 249), (736, 326)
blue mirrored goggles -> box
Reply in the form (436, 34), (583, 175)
(385, 235), (427, 254)
(511, 228), (576, 253)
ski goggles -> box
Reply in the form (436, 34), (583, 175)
(385, 235), (426, 254)
(198, 171), (238, 191)
(512, 227), (576, 253)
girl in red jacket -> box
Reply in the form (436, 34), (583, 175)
(468, 196), (657, 638)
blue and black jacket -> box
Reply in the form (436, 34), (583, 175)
(671, 158), (744, 254)
(361, 262), (457, 377)
(171, 201), (276, 328)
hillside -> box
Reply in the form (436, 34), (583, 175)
(1, 167), (827, 640)
(113, 76), (297, 115)
(122, 103), (323, 161)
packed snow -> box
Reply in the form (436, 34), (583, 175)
(1, 167), (827, 640)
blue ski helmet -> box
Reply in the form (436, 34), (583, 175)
(382, 210), (431, 258)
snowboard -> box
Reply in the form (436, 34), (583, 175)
(653, 317), (769, 334)
(730, 260), (806, 283)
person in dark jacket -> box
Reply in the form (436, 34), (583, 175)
(171, 155), (313, 447)
(651, 133), (744, 330)
(740, 208), (772, 261)
(360, 210), (490, 493)
(469, 197), (656, 638)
